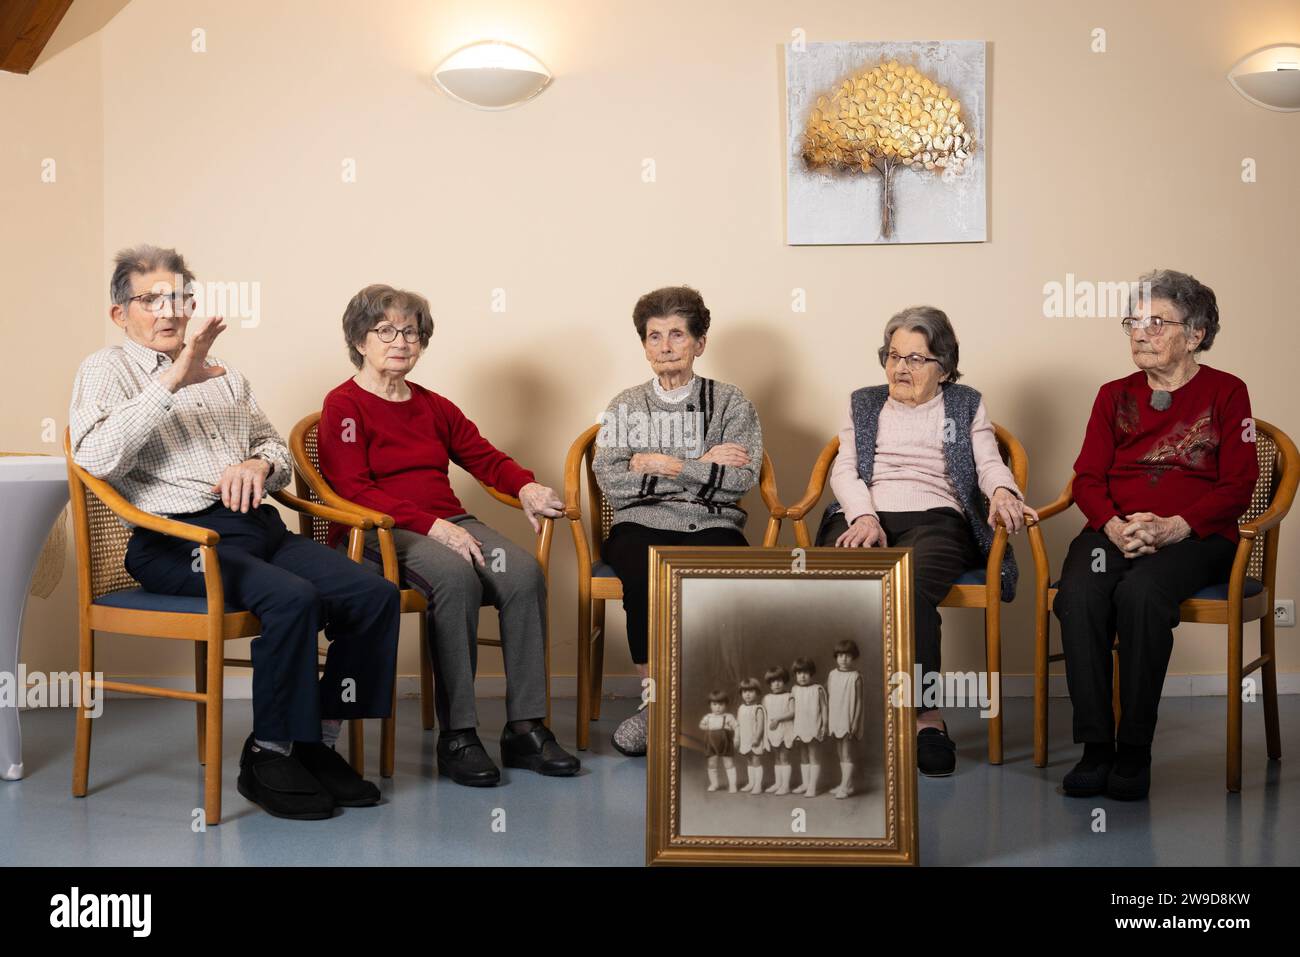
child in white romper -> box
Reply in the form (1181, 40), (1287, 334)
(790, 657), (829, 797)
(699, 689), (739, 792)
(827, 639), (864, 798)
(762, 665), (795, 795)
(735, 677), (768, 794)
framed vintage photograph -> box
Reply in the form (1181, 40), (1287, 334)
(646, 546), (918, 866)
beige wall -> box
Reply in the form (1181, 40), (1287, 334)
(4, 0), (1299, 687)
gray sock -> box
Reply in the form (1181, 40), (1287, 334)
(321, 719), (342, 748)
(254, 738), (292, 756)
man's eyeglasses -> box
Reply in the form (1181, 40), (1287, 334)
(128, 292), (196, 316)
(885, 351), (941, 369)
(370, 325), (422, 344)
(1121, 315), (1186, 337)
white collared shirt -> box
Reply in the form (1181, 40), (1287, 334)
(68, 338), (291, 519)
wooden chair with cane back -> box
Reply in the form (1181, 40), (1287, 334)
(63, 429), (377, 826)
(782, 423), (1029, 765)
(563, 422), (786, 751)
(1026, 418), (1299, 791)
(288, 411), (557, 779)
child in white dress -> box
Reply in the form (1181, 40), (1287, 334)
(762, 665), (795, 795)
(699, 689), (739, 792)
(735, 678), (768, 794)
(790, 657), (829, 797)
(827, 639), (864, 798)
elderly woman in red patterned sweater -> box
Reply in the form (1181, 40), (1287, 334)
(318, 284), (578, 788)
(1055, 269), (1257, 802)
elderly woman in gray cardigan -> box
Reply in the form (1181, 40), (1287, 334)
(817, 306), (1035, 777)
(593, 286), (763, 756)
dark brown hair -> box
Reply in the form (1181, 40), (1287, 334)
(632, 285), (711, 341)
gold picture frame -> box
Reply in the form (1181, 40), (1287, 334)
(646, 546), (918, 866)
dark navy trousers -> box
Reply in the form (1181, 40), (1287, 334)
(125, 502), (401, 742)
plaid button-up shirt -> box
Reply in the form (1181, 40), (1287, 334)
(69, 338), (292, 519)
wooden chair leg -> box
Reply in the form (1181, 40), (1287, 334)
(985, 602), (1003, 765)
(348, 719), (365, 775)
(72, 622), (94, 798)
(418, 612), (435, 731)
(194, 642), (208, 765)
(576, 589), (592, 751)
(1260, 614), (1281, 761)
(1033, 601), (1050, 768)
(203, 635), (223, 826)
(380, 684), (397, 779)
(590, 601), (606, 721)
(1227, 618), (1243, 792)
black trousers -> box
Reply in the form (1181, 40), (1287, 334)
(602, 521), (749, 665)
(818, 508), (980, 711)
(1054, 529), (1235, 747)
(125, 502), (401, 742)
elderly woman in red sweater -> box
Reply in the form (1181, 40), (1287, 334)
(318, 284), (578, 788)
(1056, 269), (1257, 802)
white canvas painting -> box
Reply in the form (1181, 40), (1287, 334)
(786, 40), (987, 245)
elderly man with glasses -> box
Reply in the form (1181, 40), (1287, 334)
(1054, 269), (1257, 801)
(69, 245), (401, 821)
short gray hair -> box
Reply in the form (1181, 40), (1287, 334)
(110, 245), (195, 306)
(342, 284), (435, 369)
(1131, 268), (1219, 353)
(877, 305), (961, 382)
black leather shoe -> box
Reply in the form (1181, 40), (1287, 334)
(500, 724), (581, 777)
(917, 725), (956, 777)
(294, 741), (381, 807)
(237, 736), (336, 820)
(1063, 758), (1113, 797)
(437, 730), (500, 787)
(1107, 762), (1151, 801)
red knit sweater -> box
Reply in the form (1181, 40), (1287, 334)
(1072, 365), (1257, 543)
(318, 378), (535, 548)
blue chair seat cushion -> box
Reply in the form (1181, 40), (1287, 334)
(94, 588), (242, 614)
(951, 568), (986, 586)
(1048, 578), (1263, 601)
(592, 560), (617, 579)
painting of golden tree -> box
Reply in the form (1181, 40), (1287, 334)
(802, 60), (974, 238)
(786, 42), (986, 245)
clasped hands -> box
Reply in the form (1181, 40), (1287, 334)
(1104, 512), (1191, 557)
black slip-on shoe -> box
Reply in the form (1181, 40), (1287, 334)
(1062, 758), (1114, 797)
(917, 725), (957, 777)
(500, 724), (581, 776)
(237, 736), (336, 820)
(437, 730), (501, 787)
(1106, 762), (1152, 801)
(294, 741), (381, 807)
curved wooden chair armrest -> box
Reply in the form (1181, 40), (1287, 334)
(271, 489), (376, 529)
(993, 422), (1029, 495)
(1028, 477), (1075, 525)
(563, 424), (601, 520)
(786, 436), (840, 521)
(1240, 506), (1289, 540)
(757, 451), (785, 520)
(64, 454), (219, 545)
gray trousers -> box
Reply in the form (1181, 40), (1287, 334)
(348, 515), (548, 731)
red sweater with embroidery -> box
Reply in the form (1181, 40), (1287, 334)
(318, 378), (535, 548)
(1071, 365), (1257, 543)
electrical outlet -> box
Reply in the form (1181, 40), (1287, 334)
(1275, 600), (1295, 628)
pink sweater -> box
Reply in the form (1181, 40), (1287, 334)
(829, 391), (1020, 524)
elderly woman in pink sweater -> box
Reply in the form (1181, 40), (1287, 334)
(816, 306), (1035, 777)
